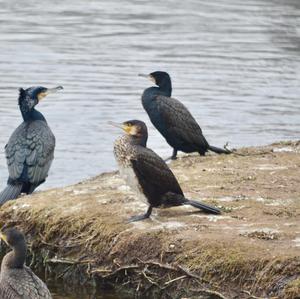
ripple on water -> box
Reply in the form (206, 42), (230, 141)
(0, 1), (300, 297)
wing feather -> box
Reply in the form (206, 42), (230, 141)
(26, 121), (55, 184)
(131, 147), (183, 206)
(156, 95), (209, 150)
(0, 267), (51, 298)
(5, 121), (55, 184)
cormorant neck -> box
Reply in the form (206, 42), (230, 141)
(3, 242), (27, 269)
(158, 79), (172, 97)
(128, 135), (148, 147)
(142, 86), (171, 104)
(21, 108), (46, 122)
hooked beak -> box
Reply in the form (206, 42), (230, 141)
(138, 73), (149, 78)
(38, 86), (63, 102)
(45, 86), (64, 95)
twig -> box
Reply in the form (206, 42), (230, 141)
(137, 259), (177, 271)
(164, 275), (186, 286)
(57, 265), (73, 279)
(138, 259), (208, 283)
(190, 288), (229, 299)
(46, 257), (93, 265)
(242, 290), (268, 299)
(91, 265), (139, 278)
(40, 239), (80, 249)
(177, 264), (206, 282)
(142, 269), (163, 289)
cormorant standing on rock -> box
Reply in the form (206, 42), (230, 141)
(0, 227), (52, 298)
(111, 120), (221, 222)
(139, 71), (231, 160)
(0, 86), (63, 205)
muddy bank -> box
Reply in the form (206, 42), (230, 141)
(0, 141), (299, 299)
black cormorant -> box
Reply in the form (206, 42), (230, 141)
(0, 227), (52, 298)
(139, 71), (231, 160)
(111, 120), (221, 222)
(0, 86), (63, 205)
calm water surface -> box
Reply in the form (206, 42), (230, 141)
(0, 0), (300, 297)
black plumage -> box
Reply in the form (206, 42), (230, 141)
(140, 71), (231, 160)
(112, 120), (220, 222)
(0, 86), (63, 205)
(0, 227), (52, 298)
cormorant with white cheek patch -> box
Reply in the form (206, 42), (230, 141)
(111, 120), (221, 222)
(139, 71), (231, 160)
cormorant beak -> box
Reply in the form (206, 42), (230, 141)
(108, 121), (124, 130)
(108, 121), (133, 134)
(0, 231), (8, 245)
(38, 86), (64, 102)
(138, 73), (156, 84)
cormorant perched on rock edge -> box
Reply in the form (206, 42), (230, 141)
(139, 71), (231, 160)
(0, 86), (63, 206)
(0, 227), (52, 298)
(111, 120), (221, 222)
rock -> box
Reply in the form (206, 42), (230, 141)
(0, 141), (299, 299)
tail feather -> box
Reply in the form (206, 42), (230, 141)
(0, 184), (23, 206)
(185, 199), (221, 214)
(208, 145), (231, 155)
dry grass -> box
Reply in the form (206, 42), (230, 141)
(0, 141), (299, 298)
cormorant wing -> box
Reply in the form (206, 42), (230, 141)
(5, 121), (55, 184)
(0, 266), (52, 298)
(131, 146), (183, 201)
(5, 123), (28, 180)
(156, 95), (209, 149)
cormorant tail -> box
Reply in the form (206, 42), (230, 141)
(0, 184), (23, 206)
(184, 199), (221, 214)
(208, 145), (231, 155)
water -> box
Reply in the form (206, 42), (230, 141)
(0, 0), (299, 297)
(48, 280), (128, 299)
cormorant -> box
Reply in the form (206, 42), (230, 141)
(0, 227), (52, 298)
(139, 71), (231, 160)
(111, 120), (221, 222)
(0, 86), (63, 206)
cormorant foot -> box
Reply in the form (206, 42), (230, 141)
(165, 149), (178, 161)
(127, 206), (153, 222)
(164, 155), (177, 162)
(127, 213), (150, 222)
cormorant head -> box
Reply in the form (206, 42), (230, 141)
(149, 71), (171, 86)
(139, 71), (172, 96)
(109, 120), (148, 146)
(0, 227), (25, 249)
(18, 85), (63, 110)
(122, 120), (148, 138)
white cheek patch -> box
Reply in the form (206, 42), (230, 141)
(38, 93), (47, 101)
(149, 76), (156, 84)
(130, 126), (138, 135)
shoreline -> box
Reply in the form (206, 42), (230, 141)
(0, 141), (299, 299)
